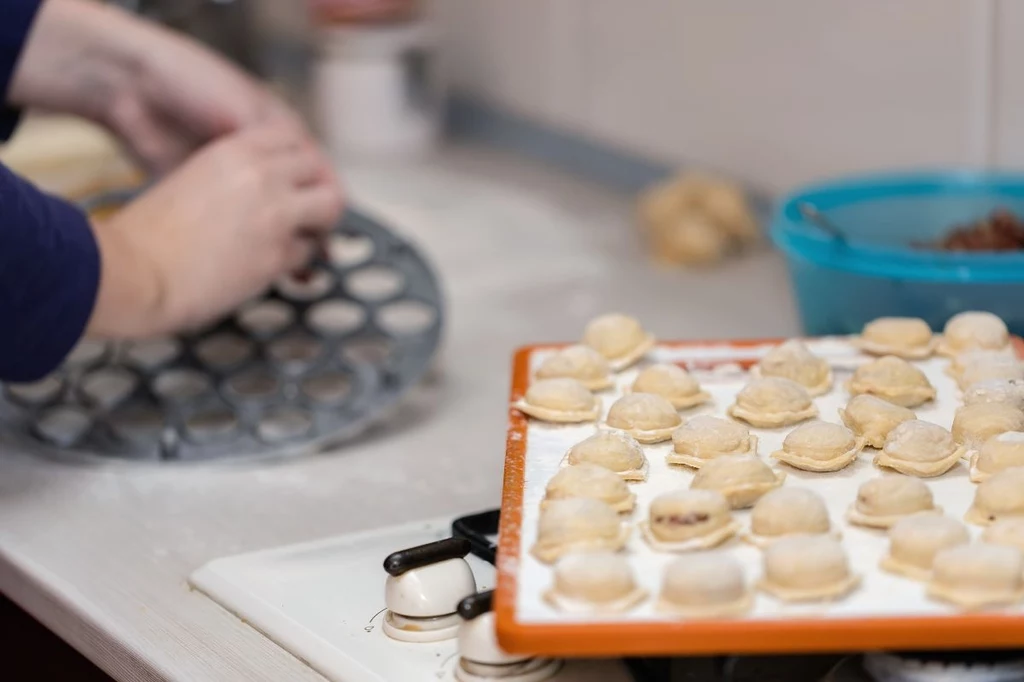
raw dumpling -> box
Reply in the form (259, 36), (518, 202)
(982, 518), (1024, 553)
(535, 345), (613, 391)
(745, 487), (836, 548)
(544, 463), (637, 513)
(856, 317), (936, 359)
(581, 313), (655, 370)
(630, 364), (710, 409)
(655, 553), (752, 618)
(971, 432), (1024, 483)
(951, 402), (1024, 449)
(938, 311), (1010, 357)
(770, 420), (864, 472)
(879, 514), (970, 581)
(640, 490), (740, 552)
(965, 467), (1024, 526)
(514, 378), (600, 423)
(927, 544), (1024, 610)
(948, 348), (1017, 382)
(964, 379), (1024, 411)
(668, 416), (758, 468)
(531, 499), (629, 564)
(956, 355), (1024, 391)
(753, 340), (833, 396)
(846, 476), (940, 529)
(846, 356), (936, 408)
(839, 394), (916, 449)
(565, 431), (648, 481)
(543, 552), (647, 613)
(727, 378), (818, 428)
(757, 535), (860, 602)
(874, 420), (963, 478)
(690, 455), (786, 509)
(606, 393), (682, 443)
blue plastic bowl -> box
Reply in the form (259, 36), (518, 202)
(771, 170), (1024, 336)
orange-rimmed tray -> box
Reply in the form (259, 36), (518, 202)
(496, 337), (1024, 657)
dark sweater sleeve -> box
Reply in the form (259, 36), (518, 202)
(1, 0), (43, 138)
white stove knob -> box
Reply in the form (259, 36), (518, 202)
(457, 612), (530, 667)
(384, 556), (475, 618)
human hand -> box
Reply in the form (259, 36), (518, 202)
(87, 121), (344, 338)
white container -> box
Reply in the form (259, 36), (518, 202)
(315, 20), (445, 159)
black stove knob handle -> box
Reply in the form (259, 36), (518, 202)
(457, 589), (494, 621)
(383, 536), (471, 577)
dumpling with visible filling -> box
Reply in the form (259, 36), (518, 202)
(535, 345), (613, 391)
(846, 356), (935, 408)
(965, 467), (1024, 526)
(757, 535), (860, 602)
(565, 431), (648, 481)
(839, 394), (916, 449)
(531, 498), (629, 564)
(727, 378), (818, 428)
(668, 416), (757, 468)
(514, 378), (600, 423)
(879, 514), (970, 581)
(606, 393), (682, 443)
(874, 420), (963, 478)
(656, 553), (752, 618)
(630, 364), (710, 409)
(581, 313), (655, 370)
(927, 544), (1024, 609)
(753, 340), (832, 396)
(846, 476), (940, 529)
(971, 432), (1024, 483)
(771, 420), (864, 473)
(983, 518), (1024, 553)
(856, 317), (936, 359)
(544, 463), (636, 513)
(951, 402), (1024, 450)
(543, 552), (647, 613)
(938, 311), (1011, 357)
(690, 455), (786, 509)
(640, 490), (740, 552)
(744, 487), (837, 547)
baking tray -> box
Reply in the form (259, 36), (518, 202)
(496, 337), (1024, 657)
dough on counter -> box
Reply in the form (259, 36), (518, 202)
(745, 487), (837, 548)
(846, 476), (940, 529)
(982, 518), (1024, 553)
(770, 420), (864, 473)
(874, 420), (964, 478)
(927, 543), (1024, 610)
(640, 490), (740, 552)
(839, 394), (917, 449)
(757, 535), (860, 602)
(605, 393), (682, 443)
(531, 498), (630, 564)
(630, 363), (710, 409)
(514, 378), (601, 423)
(956, 355), (1024, 391)
(951, 402), (1024, 450)
(565, 431), (648, 481)
(581, 313), (655, 371)
(938, 311), (1011, 357)
(963, 379), (1024, 411)
(543, 463), (637, 513)
(727, 377), (818, 428)
(690, 455), (786, 510)
(752, 339), (833, 396)
(846, 356), (936, 408)
(655, 553), (752, 618)
(535, 345), (614, 391)
(543, 552), (647, 614)
(855, 317), (936, 359)
(971, 432), (1024, 483)
(965, 467), (1024, 526)
(879, 514), (970, 581)
(668, 415), (758, 468)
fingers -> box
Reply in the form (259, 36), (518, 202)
(273, 148), (335, 188)
(282, 234), (320, 273)
(288, 183), (345, 233)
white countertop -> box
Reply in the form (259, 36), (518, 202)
(0, 145), (798, 681)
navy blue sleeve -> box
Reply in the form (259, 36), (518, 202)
(1, 0), (43, 140)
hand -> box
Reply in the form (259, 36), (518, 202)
(87, 121), (344, 338)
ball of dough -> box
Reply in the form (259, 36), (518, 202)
(858, 317), (935, 359)
(951, 402), (1024, 449)
(983, 518), (1024, 552)
(581, 313), (653, 369)
(972, 431), (1024, 483)
(748, 488), (833, 545)
(966, 467), (1024, 526)
(631, 364), (709, 409)
(928, 543), (1024, 609)
(847, 476), (938, 528)
(875, 420), (962, 478)
(544, 552), (646, 613)
(643, 490), (736, 549)
(606, 393), (682, 443)
(669, 415), (757, 467)
(655, 215), (732, 266)
(536, 345), (613, 391)
(964, 379), (1024, 411)
(940, 311), (1010, 356)
(847, 356), (935, 408)
(755, 340), (832, 396)
(728, 377), (818, 428)
(758, 535), (859, 602)
(771, 420), (862, 472)
(517, 378), (600, 423)
(690, 454), (785, 510)
(566, 431), (647, 480)
(880, 514), (970, 581)
(657, 553), (751, 617)
(839, 394), (916, 449)
(531, 498), (627, 564)
(544, 463), (636, 512)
